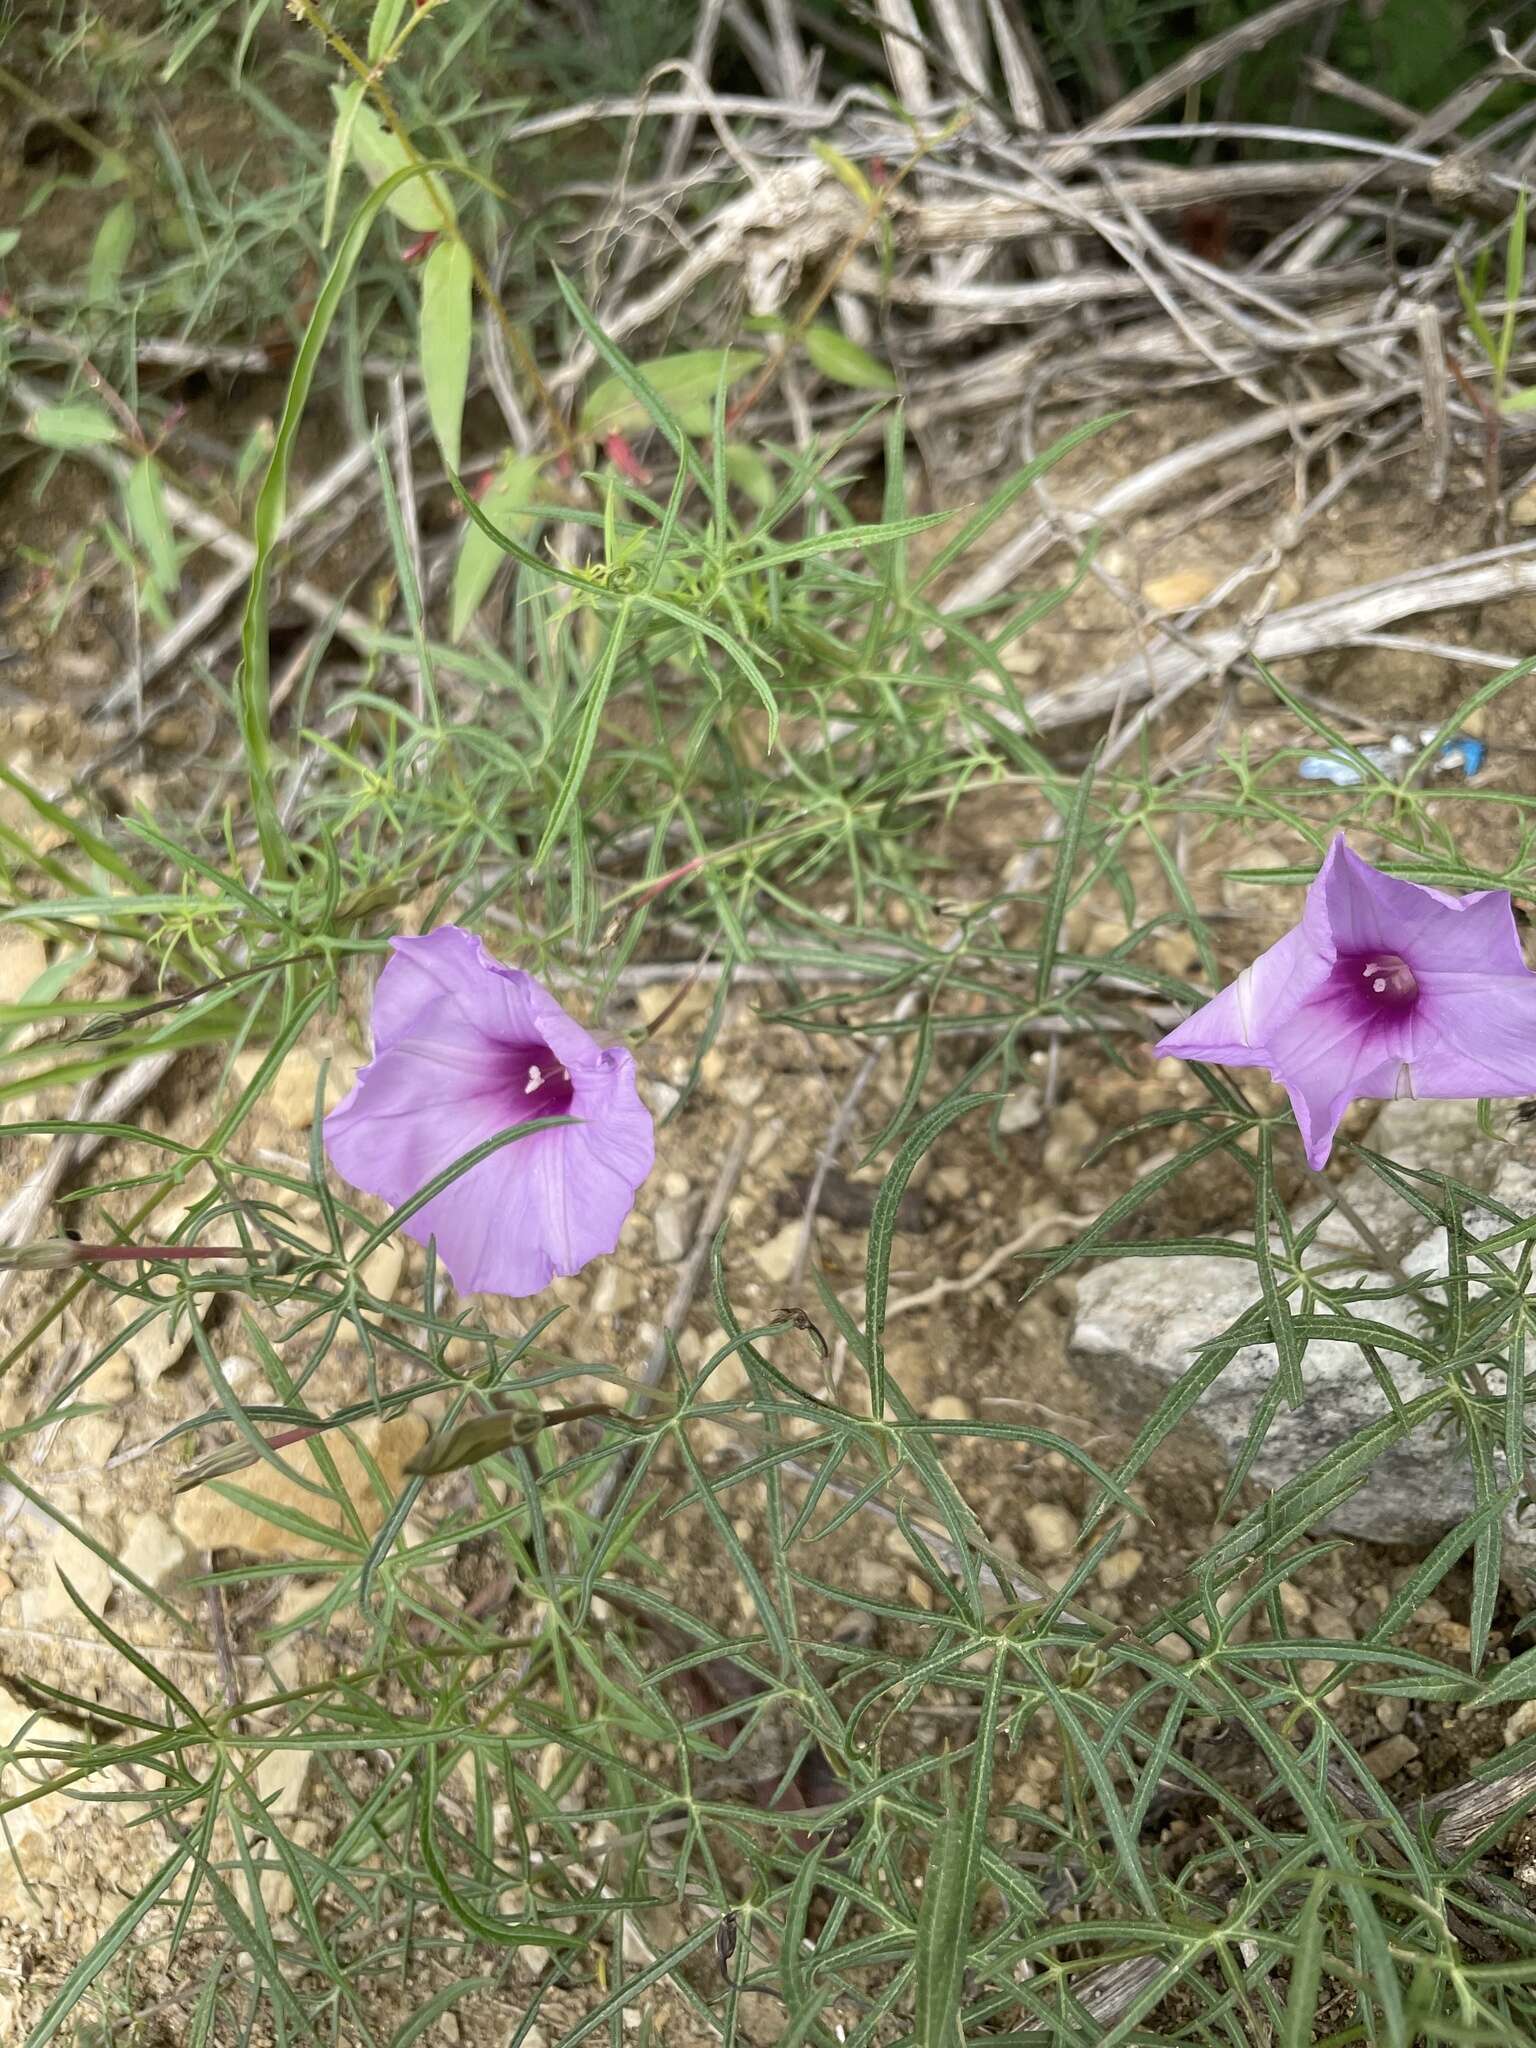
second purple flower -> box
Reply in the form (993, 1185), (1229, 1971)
(1157, 835), (1536, 1168)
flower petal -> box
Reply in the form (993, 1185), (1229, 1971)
(324, 995), (519, 1212)
(1408, 974), (1536, 1100)
(370, 927), (536, 1053)
(325, 986), (654, 1297)
(1305, 835), (1527, 973)
(1264, 981), (1409, 1169)
(404, 1057), (653, 1297)
(1155, 923), (1329, 1066)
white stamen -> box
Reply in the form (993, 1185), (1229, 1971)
(1372, 977), (1387, 993)
(1363, 960), (1379, 977)
(525, 1064), (543, 1093)
(1234, 965), (1255, 1047)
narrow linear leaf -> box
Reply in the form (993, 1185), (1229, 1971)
(913, 1654), (1006, 2047)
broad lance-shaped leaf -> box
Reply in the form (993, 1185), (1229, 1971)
(450, 451), (550, 640)
(87, 198), (135, 306)
(330, 87), (454, 233)
(804, 324), (898, 392)
(25, 400), (119, 450)
(580, 348), (761, 439)
(124, 456), (180, 599)
(420, 236), (473, 471)
(723, 443), (773, 507)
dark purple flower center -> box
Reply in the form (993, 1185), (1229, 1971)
(1345, 951), (1418, 1010)
(502, 1040), (574, 1119)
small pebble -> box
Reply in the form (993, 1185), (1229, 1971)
(651, 1201), (692, 1263)
(1097, 1546), (1143, 1592)
(927, 1394), (972, 1423)
(997, 1086), (1042, 1135)
(749, 1220), (802, 1287)
(1362, 1735), (1419, 1782)
(1277, 1583), (1310, 1628)
(1024, 1501), (1077, 1561)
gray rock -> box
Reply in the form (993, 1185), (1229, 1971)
(1068, 1100), (1536, 1582)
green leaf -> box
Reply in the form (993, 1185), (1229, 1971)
(913, 1655), (1005, 2047)
(124, 456), (179, 598)
(404, 1410), (546, 1477)
(240, 156), (457, 873)
(368, 0), (410, 59)
(86, 197), (135, 305)
(449, 451), (549, 640)
(866, 1093), (996, 1419)
(723, 442), (774, 507)
(322, 79), (366, 248)
(810, 138), (877, 206)
(331, 88), (454, 232)
(0, 229), (18, 258)
(803, 323), (898, 392)
(1035, 752), (1098, 1002)
(579, 348), (760, 438)
(420, 235), (473, 471)
(25, 399), (119, 450)
(1281, 1880), (1328, 2048)
(1501, 384), (1536, 414)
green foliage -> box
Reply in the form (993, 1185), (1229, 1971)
(5, 3), (1536, 2044)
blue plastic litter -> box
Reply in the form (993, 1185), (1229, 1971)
(1298, 729), (1485, 787)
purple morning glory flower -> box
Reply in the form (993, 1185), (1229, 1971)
(1156, 835), (1536, 1169)
(324, 927), (654, 1296)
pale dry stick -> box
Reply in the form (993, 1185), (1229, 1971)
(128, 338), (406, 378)
(1418, 304), (1452, 503)
(1083, 170), (1286, 408)
(655, 0), (729, 180)
(974, 0), (1075, 273)
(1014, 541), (1536, 738)
(1279, 35), (1536, 274)
(1042, 0), (1340, 176)
(895, 152), (1499, 245)
(499, 82), (917, 146)
(719, 0), (783, 94)
(583, 1112), (757, 1524)
(0, 1052), (176, 1304)
(762, 0), (815, 105)
(1301, 55), (1426, 136)
(837, 257), (1379, 324)
(940, 391), (1378, 622)
(843, 1209), (1087, 1325)
(982, 0), (1064, 130)
(869, 0), (932, 115)
(1349, 631), (1522, 670)
(386, 372), (425, 724)
(94, 397), (430, 716)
